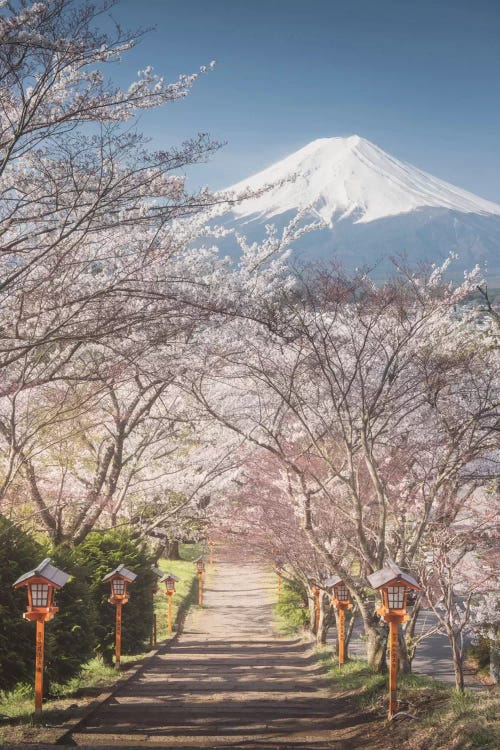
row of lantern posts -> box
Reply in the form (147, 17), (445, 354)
(276, 558), (421, 720)
(12, 549), (214, 715)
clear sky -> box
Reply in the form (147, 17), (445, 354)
(110, 0), (500, 201)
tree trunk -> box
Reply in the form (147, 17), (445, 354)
(398, 624), (412, 674)
(151, 540), (166, 563)
(490, 642), (500, 684)
(365, 621), (388, 673)
(357, 598), (387, 672)
(166, 539), (180, 560)
(450, 631), (465, 692)
(306, 585), (317, 636)
(345, 607), (358, 658)
(316, 593), (332, 645)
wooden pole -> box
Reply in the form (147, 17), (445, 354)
(338, 608), (345, 666)
(389, 619), (398, 718)
(152, 613), (157, 646)
(277, 572), (281, 600)
(168, 595), (173, 635)
(209, 546), (214, 567)
(198, 571), (203, 607)
(115, 601), (122, 669)
(34, 619), (44, 714)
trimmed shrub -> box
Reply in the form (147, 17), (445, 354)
(75, 529), (155, 664)
(0, 516), (42, 690)
(44, 545), (97, 687)
(275, 578), (310, 632)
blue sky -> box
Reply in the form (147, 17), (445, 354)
(111, 0), (500, 201)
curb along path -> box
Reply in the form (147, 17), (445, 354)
(65, 554), (377, 749)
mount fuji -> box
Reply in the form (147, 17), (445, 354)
(223, 136), (500, 280)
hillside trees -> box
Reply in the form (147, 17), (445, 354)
(188, 263), (499, 670)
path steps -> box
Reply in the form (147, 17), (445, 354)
(64, 559), (377, 749)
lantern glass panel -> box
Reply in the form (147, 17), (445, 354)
(112, 578), (126, 596)
(166, 580), (174, 590)
(387, 585), (406, 609)
(336, 585), (349, 601)
(30, 582), (50, 607)
(197, 561), (204, 570)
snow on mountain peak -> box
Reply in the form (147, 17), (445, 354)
(227, 136), (500, 226)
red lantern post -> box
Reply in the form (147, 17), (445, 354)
(368, 560), (421, 719)
(161, 572), (180, 635)
(325, 576), (353, 666)
(13, 558), (70, 714)
(194, 557), (206, 606)
(102, 564), (137, 669)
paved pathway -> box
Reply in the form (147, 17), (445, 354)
(68, 556), (379, 749)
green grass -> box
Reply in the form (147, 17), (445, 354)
(317, 651), (499, 750)
(317, 652), (387, 708)
(153, 557), (201, 641)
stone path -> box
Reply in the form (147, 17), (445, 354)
(67, 555), (379, 749)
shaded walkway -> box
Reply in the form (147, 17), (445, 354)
(67, 556), (378, 749)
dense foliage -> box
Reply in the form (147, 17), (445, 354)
(0, 517), (42, 690)
(75, 530), (155, 664)
(0, 520), (154, 688)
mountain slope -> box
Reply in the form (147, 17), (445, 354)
(224, 136), (500, 280)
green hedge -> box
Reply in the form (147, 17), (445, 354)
(275, 578), (310, 632)
(44, 546), (97, 686)
(0, 518), (155, 690)
(75, 529), (155, 665)
(0, 517), (42, 690)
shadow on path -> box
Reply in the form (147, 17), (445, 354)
(67, 555), (380, 749)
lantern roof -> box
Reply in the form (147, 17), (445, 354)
(13, 557), (70, 589)
(151, 565), (164, 578)
(324, 575), (343, 589)
(160, 572), (180, 582)
(102, 564), (137, 584)
(193, 556), (206, 563)
(367, 559), (421, 591)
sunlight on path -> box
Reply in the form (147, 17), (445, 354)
(69, 548), (377, 749)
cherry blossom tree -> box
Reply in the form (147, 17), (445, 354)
(417, 488), (498, 691)
(187, 261), (499, 670)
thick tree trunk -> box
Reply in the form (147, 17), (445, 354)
(316, 593), (332, 645)
(307, 586), (317, 636)
(365, 621), (388, 673)
(345, 607), (358, 658)
(357, 598), (387, 672)
(166, 539), (180, 560)
(398, 624), (412, 674)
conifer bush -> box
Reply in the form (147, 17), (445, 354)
(0, 517), (42, 691)
(44, 546), (97, 687)
(75, 529), (155, 664)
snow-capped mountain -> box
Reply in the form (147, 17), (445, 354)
(224, 136), (500, 280)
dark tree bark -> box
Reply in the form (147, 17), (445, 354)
(166, 539), (180, 560)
